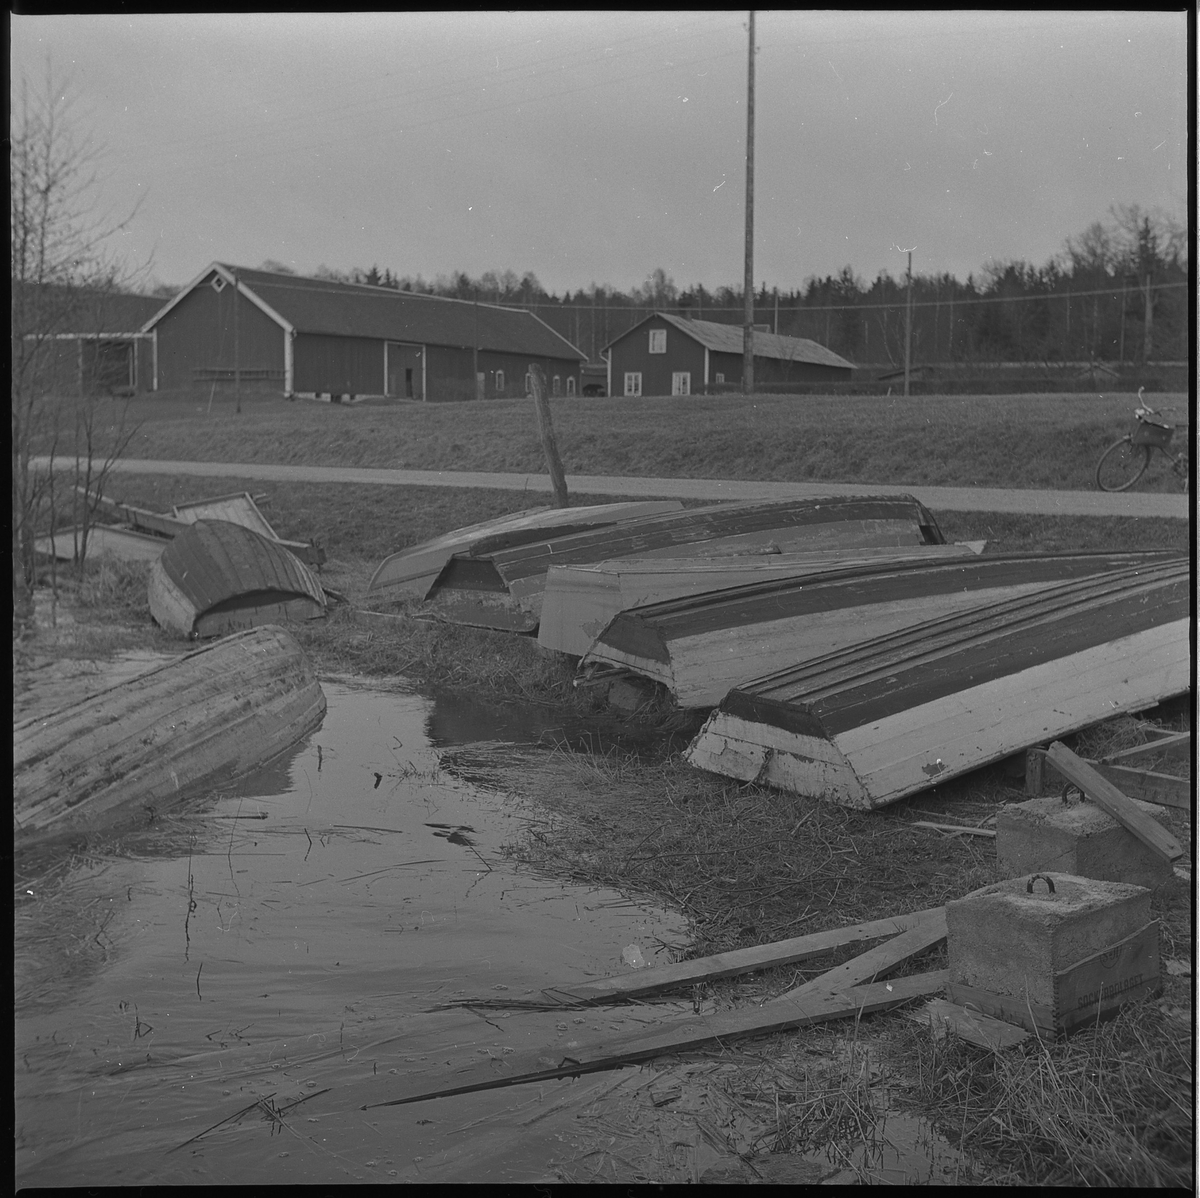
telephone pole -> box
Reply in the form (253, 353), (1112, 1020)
(903, 251), (913, 398)
(742, 10), (756, 397)
(233, 266), (241, 414)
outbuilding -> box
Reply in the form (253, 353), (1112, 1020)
(604, 313), (855, 397)
(20, 287), (163, 396)
(142, 263), (586, 401)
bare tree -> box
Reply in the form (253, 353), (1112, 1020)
(11, 63), (142, 618)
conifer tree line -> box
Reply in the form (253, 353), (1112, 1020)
(257, 202), (1186, 367)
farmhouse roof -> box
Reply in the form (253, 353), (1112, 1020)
(606, 313), (856, 370)
(143, 264), (585, 361)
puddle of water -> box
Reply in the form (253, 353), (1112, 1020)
(15, 679), (689, 1186)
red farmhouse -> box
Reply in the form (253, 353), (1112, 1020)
(604, 313), (855, 397)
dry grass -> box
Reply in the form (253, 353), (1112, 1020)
(890, 992), (1193, 1186)
(482, 744), (1001, 961)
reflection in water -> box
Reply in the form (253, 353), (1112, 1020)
(15, 680), (689, 1186)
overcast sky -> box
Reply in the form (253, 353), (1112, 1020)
(11, 10), (1189, 296)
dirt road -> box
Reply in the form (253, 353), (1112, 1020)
(37, 456), (1190, 519)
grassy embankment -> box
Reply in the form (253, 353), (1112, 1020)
(23, 388), (1194, 1185)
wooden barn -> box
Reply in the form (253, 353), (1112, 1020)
(18, 287), (163, 396)
(604, 313), (855, 397)
(142, 263), (586, 401)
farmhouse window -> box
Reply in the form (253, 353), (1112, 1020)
(566, 376), (577, 395)
(715, 372), (725, 383)
(624, 372), (642, 397)
(552, 375), (561, 395)
(495, 369), (505, 392)
(671, 372), (691, 396)
(648, 328), (666, 354)
(210, 276), (227, 293)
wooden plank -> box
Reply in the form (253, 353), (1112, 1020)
(1045, 741), (1184, 862)
(946, 980), (1057, 1038)
(1103, 730), (1191, 765)
(34, 525), (168, 563)
(772, 907), (948, 1002)
(1086, 763), (1191, 811)
(361, 970), (948, 1109)
(912, 822), (997, 838)
(543, 907), (945, 1004)
(902, 997), (1031, 1050)
(75, 485), (189, 537)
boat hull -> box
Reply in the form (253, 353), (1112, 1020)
(426, 495), (948, 633)
(148, 518), (326, 639)
(538, 542), (986, 657)
(14, 625), (327, 841)
(584, 551), (1179, 708)
(685, 562), (1190, 808)
(366, 501), (684, 600)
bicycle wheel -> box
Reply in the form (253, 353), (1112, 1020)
(1096, 438), (1151, 491)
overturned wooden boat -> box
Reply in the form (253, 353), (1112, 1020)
(580, 550), (1179, 708)
(538, 541), (987, 657)
(366, 500), (684, 601)
(149, 519), (327, 639)
(685, 558), (1190, 809)
(170, 491), (326, 567)
(14, 625), (326, 841)
(425, 494), (947, 633)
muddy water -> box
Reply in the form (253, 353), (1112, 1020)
(14, 679), (691, 1186)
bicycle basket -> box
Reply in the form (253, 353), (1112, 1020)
(1132, 419), (1173, 448)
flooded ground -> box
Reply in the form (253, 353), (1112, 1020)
(16, 674), (980, 1185)
(15, 678), (692, 1185)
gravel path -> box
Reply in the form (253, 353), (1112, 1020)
(38, 456), (1190, 519)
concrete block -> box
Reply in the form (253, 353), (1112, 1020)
(996, 795), (1175, 890)
(946, 872), (1151, 1007)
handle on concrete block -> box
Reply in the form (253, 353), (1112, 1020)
(1060, 783), (1085, 805)
(1026, 874), (1056, 895)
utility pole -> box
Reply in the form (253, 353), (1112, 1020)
(742, 9), (756, 397)
(903, 251), (913, 397)
(1118, 279), (1126, 364)
(233, 266), (241, 414)
(773, 286), (778, 335)
(473, 288), (480, 399)
(1142, 272), (1153, 362)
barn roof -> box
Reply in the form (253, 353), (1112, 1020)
(144, 264), (585, 361)
(15, 285), (167, 336)
(606, 313), (856, 370)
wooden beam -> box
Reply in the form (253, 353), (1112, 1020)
(362, 970), (948, 1109)
(912, 822), (997, 838)
(1025, 745), (1046, 796)
(1103, 730), (1191, 765)
(1045, 741), (1183, 862)
(902, 997), (1030, 1050)
(1087, 763), (1191, 811)
(543, 907), (944, 1005)
(773, 907), (947, 1002)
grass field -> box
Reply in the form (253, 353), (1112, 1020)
(47, 387), (1192, 493)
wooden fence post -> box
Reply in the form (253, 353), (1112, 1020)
(530, 364), (569, 508)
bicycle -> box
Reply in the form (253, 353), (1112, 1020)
(1095, 389), (1189, 492)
